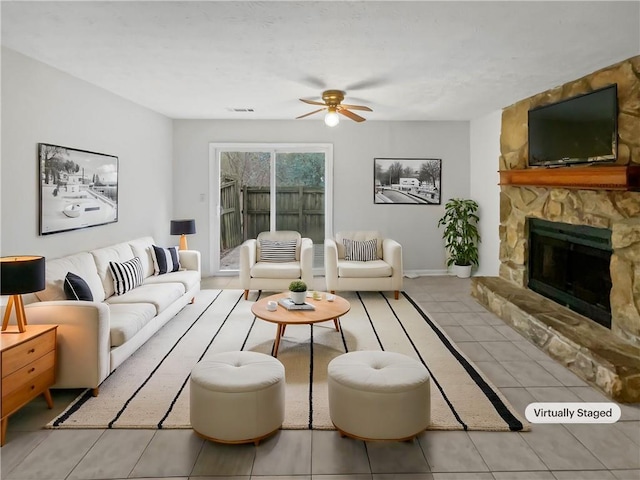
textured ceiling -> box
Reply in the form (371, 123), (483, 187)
(2, 1), (639, 121)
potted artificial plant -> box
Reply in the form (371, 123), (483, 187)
(289, 280), (308, 305)
(437, 198), (481, 278)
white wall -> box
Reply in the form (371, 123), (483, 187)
(470, 110), (502, 276)
(0, 48), (472, 273)
(1, 48), (174, 259)
(173, 120), (470, 276)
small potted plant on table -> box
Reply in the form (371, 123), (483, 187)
(289, 280), (308, 305)
(437, 198), (481, 278)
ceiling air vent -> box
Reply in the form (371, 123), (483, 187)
(228, 108), (255, 112)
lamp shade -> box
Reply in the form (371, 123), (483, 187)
(170, 219), (196, 236)
(0, 256), (46, 295)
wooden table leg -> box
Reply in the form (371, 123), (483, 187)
(2, 296), (14, 331)
(43, 389), (54, 409)
(281, 324), (287, 337)
(333, 318), (341, 332)
(1, 417), (7, 446)
(272, 324), (283, 357)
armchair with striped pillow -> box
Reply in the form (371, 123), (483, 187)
(239, 230), (314, 300)
(324, 231), (403, 299)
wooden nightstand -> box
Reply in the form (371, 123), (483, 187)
(1, 324), (57, 446)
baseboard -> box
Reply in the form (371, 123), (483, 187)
(210, 269), (452, 279)
(404, 269), (450, 277)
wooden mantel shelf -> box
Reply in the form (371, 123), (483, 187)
(499, 165), (640, 191)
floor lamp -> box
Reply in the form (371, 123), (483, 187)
(1, 256), (46, 333)
(171, 219), (196, 250)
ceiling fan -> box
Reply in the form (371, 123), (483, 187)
(296, 90), (372, 126)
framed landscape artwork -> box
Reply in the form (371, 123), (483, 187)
(374, 158), (441, 205)
(39, 143), (119, 235)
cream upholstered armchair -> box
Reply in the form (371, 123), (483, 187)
(325, 231), (403, 299)
(240, 230), (314, 300)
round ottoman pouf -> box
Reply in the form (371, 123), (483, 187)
(190, 351), (285, 445)
(328, 351), (430, 440)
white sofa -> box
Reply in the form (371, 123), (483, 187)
(325, 231), (403, 299)
(23, 237), (201, 395)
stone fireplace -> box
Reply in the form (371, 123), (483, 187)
(472, 56), (640, 402)
(528, 218), (612, 329)
(498, 189), (640, 345)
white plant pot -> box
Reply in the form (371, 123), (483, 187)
(453, 264), (472, 278)
(290, 290), (307, 305)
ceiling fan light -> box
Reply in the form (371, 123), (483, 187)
(324, 111), (340, 127)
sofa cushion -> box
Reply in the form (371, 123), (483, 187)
(105, 282), (185, 314)
(108, 303), (157, 347)
(91, 242), (136, 298)
(151, 245), (181, 274)
(251, 261), (301, 279)
(109, 257), (145, 295)
(338, 260), (392, 278)
(36, 252), (105, 303)
(64, 272), (94, 301)
(128, 237), (156, 278)
(144, 269), (200, 291)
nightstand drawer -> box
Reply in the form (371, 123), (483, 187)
(1, 368), (55, 417)
(2, 351), (56, 397)
(1, 329), (56, 376)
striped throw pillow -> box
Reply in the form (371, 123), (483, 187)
(343, 238), (378, 261)
(109, 257), (144, 295)
(151, 245), (181, 275)
(259, 239), (297, 262)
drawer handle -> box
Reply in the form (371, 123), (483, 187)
(27, 348), (36, 354)
(28, 367), (35, 373)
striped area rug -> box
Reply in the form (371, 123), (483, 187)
(48, 289), (528, 432)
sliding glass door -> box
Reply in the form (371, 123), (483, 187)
(211, 144), (332, 274)
(218, 151), (270, 271)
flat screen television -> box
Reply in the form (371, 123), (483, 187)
(528, 84), (618, 167)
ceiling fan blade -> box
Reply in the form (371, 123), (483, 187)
(338, 108), (367, 122)
(340, 103), (373, 112)
(296, 108), (326, 119)
(345, 77), (389, 91)
(300, 98), (326, 106)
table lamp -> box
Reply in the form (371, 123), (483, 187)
(1, 256), (46, 333)
(170, 219), (196, 250)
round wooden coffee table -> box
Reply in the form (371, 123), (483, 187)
(251, 292), (351, 357)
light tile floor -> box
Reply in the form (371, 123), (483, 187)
(2, 276), (639, 480)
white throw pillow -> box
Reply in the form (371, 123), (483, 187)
(343, 238), (378, 261)
(109, 257), (144, 295)
(259, 239), (297, 262)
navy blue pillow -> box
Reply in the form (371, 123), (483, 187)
(64, 272), (93, 301)
(151, 245), (181, 275)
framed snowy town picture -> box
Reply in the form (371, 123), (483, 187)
(374, 158), (441, 205)
(39, 143), (118, 235)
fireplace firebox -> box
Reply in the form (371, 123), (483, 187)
(527, 218), (612, 328)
